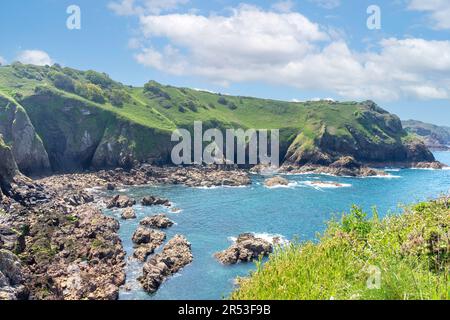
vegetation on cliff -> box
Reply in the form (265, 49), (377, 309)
(232, 198), (449, 300)
(0, 63), (435, 175)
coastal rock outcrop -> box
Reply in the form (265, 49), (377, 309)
(140, 214), (174, 229)
(106, 195), (136, 209)
(138, 235), (193, 293)
(264, 176), (289, 187)
(132, 227), (166, 262)
(121, 207), (136, 220)
(141, 196), (170, 207)
(215, 233), (273, 265)
(0, 249), (28, 300)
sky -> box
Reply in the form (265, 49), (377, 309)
(0, 0), (449, 125)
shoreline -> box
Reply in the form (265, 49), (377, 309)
(1, 160), (448, 300)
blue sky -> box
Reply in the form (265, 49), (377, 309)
(0, 0), (449, 125)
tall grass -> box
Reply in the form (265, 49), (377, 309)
(232, 199), (449, 300)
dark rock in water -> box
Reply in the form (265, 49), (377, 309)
(0, 249), (28, 300)
(141, 196), (170, 207)
(106, 195), (136, 209)
(215, 233), (273, 265)
(106, 183), (116, 191)
(121, 207), (136, 220)
(330, 156), (361, 169)
(138, 235), (193, 293)
(140, 214), (174, 229)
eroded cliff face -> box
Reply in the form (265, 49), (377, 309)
(284, 101), (435, 166)
(0, 95), (51, 176)
(0, 136), (18, 195)
(17, 91), (172, 174)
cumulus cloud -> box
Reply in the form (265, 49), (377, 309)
(408, 0), (450, 30)
(16, 50), (53, 66)
(112, 3), (450, 101)
(108, 0), (189, 16)
(0, 56), (6, 66)
(309, 0), (341, 9)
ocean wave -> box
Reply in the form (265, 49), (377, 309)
(302, 181), (352, 189)
(365, 174), (401, 179)
(228, 232), (289, 245)
(264, 182), (303, 189)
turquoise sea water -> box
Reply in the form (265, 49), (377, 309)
(103, 152), (450, 300)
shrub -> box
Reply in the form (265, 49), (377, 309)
(218, 97), (228, 105)
(108, 89), (129, 107)
(84, 70), (114, 89)
(49, 71), (75, 92)
(75, 82), (106, 103)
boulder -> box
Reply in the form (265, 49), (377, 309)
(140, 214), (174, 229)
(215, 233), (273, 265)
(121, 207), (136, 220)
(106, 195), (136, 209)
(132, 227), (165, 246)
(141, 196), (170, 207)
(138, 235), (193, 293)
(264, 176), (289, 187)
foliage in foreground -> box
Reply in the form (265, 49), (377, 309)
(232, 199), (450, 300)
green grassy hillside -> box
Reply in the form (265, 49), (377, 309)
(403, 120), (450, 150)
(232, 198), (450, 300)
(0, 63), (435, 173)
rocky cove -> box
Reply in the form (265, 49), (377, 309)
(1, 153), (450, 299)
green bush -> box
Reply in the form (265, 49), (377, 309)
(75, 82), (106, 104)
(84, 70), (114, 89)
(49, 71), (75, 92)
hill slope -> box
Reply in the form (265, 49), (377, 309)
(232, 199), (450, 300)
(0, 63), (436, 177)
(402, 120), (450, 150)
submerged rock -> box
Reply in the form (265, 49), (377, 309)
(106, 195), (136, 209)
(138, 235), (193, 293)
(215, 233), (273, 265)
(141, 196), (170, 207)
(121, 207), (136, 220)
(140, 214), (174, 229)
(264, 176), (289, 187)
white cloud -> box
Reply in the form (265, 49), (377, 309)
(0, 56), (6, 65)
(16, 50), (53, 66)
(309, 0), (341, 9)
(271, 0), (295, 13)
(408, 0), (450, 30)
(108, 0), (189, 16)
(116, 4), (450, 102)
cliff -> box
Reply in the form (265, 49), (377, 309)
(0, 63), (439, 176)
(402, 120), (450, 151)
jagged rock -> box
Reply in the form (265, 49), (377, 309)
(140, 214), (174, 229)
(132, 227), (165, 246)
(132, 227), (166, 262)
(106, 195), (136, 209)
(264, 176), (289, 187)
(138, 235), (193, 293)
(215, 233), (273, 265)
(121, 207), (136, 220)
(0, 225), (25, 253)
(0, 249), (28, 300)
(141, 196), (170, 207)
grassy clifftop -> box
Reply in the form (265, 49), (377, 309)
(0, 63), (435, 173)
(232, 199), (450, 300)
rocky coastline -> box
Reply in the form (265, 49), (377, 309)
(1, 159), (448, 300)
